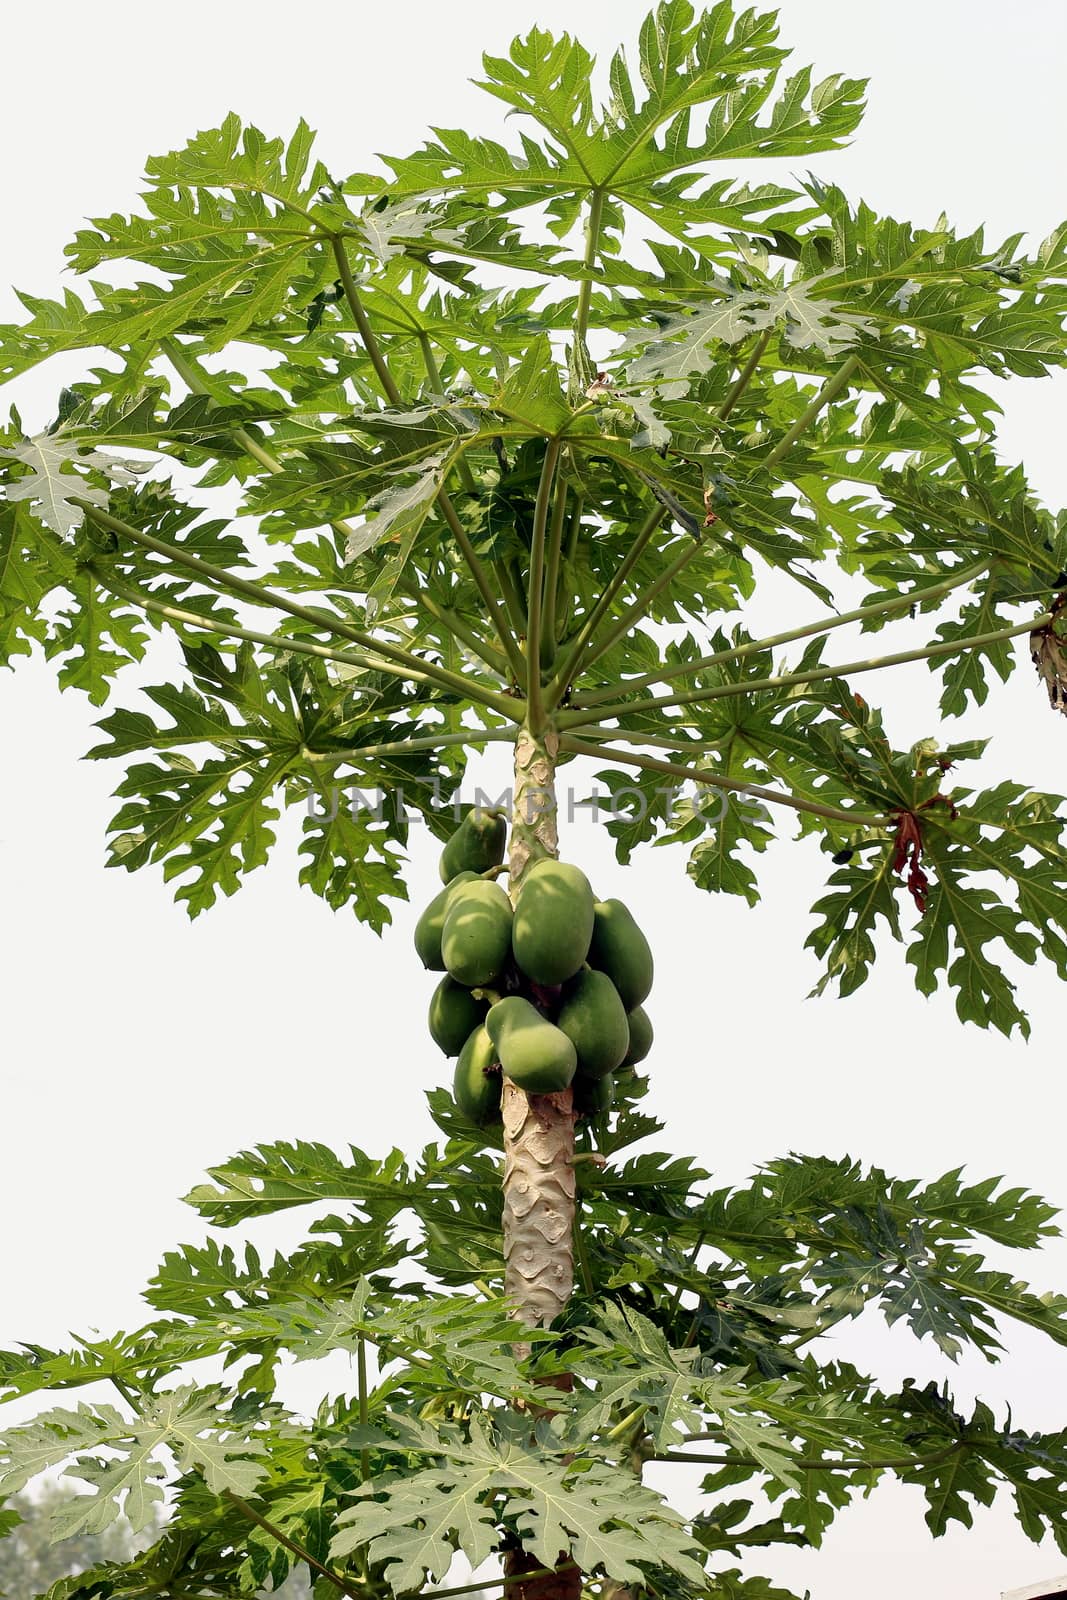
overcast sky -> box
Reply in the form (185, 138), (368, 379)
(2, 4), (1067, 1597)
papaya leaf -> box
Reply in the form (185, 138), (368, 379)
(331, 1413), (707, 1590)
(0, 287), (98, 386)
(45, 571), (151, 704)
(104, 748), (290, 916)
(297, 791), (409, 930)
(0, 1389), (270, 1537)
(143, 114), (337, 223)
(619, 279), (877, 398)
(0, 433), (150, 539)
(0, 501), (74, 665)
(346, 445), (455, 564)
(575, 1303), (800, 1481)
(184, 1141), (414, 1227)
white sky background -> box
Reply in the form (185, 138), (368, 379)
(1, 2), (1067, 1595)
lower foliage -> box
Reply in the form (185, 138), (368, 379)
(2, 1096), (1066, 1599)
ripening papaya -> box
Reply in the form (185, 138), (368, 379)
(441, 878), (513, 987)
(556, 969), (629, 1079)
(414, 871), (478, 970)
(574, 1069), (614, 1119)
(588, 899), (654, 1011)
(439, 809), (507, 884)
(453, 1024), (501, 1127)
(428, 976), (488, 1056)
(512, 859), (595, 985)
(486, 995), (577, 1094)
(623, 1004), (653, 1066)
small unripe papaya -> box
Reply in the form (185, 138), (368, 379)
(441, 879), (513, 987)
(575, 1069), (614, 1119)
(512, 859), (595, 986)
(414, 871), (478, 970)
(428, 976), (488, 1056)
(439, 809), (507, 884)
(486, 995), (577, 1094)
(556, 969), (629, 1079)
(453, 1024), (501, 1127)
(623, 1004), (653, 1066)
(588, 899), (654, 1011)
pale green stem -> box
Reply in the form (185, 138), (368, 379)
(436, 496), (528, 682)
(525, 439), (562, 733)
(574, 727), (706, 753)
(160, 338), (282, 477)
(331, 236), (402, 405)
(575, 189), (606, 345)
(418, 332), (478, 493)
(304, 729), (516, 765)
(606, 1403), (649, 1442)
(415, 331), (445, 396)
(558, 735), (886, 829)
(425, 1567), (579, 1600)
(655, 1442), (965, 1472)
(543, 503), (665, 711)
(331, 240), (531, 687)
(579, 531), (705, 674)
(564, 493), (585, 565)
(540, 474), (569, 669)
(573, 1200), (595, 1296)
(718, 327), (773, 421)
(560, 611), (1050, 728)
(357, 1337), (371, 1484)
(763, 354), (860, 470)
(79, 502), (519, 717)
(225, 1492), (363, 1600)
(572, 559), (992, 707)
(495, 559), (529, 645)
(93, 570), (513, 714)
(419, 594), (511, 676)
(555, 493), (585, 646)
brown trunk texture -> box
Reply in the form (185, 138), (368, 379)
(503, 1545), (582, 1600)
(500, 723), (581, 1600)
(502, 725), (576, 1331)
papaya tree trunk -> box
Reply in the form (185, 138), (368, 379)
(502, 722), (577, 1330)
(501, 722), (581, 1600)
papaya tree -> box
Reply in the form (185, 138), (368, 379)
(3, 4), (1067, 1598)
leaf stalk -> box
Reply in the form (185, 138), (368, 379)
(762, 354), (860, 470)
(572, 559), (992, 707)
(560, 611), (1051, 727)
(542, 503), (666, 711)
(558, 735), (886, 830)
(525, 439), (562, 732)
(79, 505), (520, 718)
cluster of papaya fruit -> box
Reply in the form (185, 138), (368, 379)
(414, 809), (654, 1133)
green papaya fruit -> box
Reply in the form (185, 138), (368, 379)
(414, 871), (478, 970)
(588, 899), (654, 1011)
(512, 859), (595, 985)
(556, 969), (629, 1079)
(441, 879), (513, 987)
(428, 976), (488, 1056)
(439, 809), (507, 884)
(486, 995), (577, 1094)
(575, 1069), (614, 1119)
(453, 1024), (501, 1127)
(623, 1004), (653, 1066)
